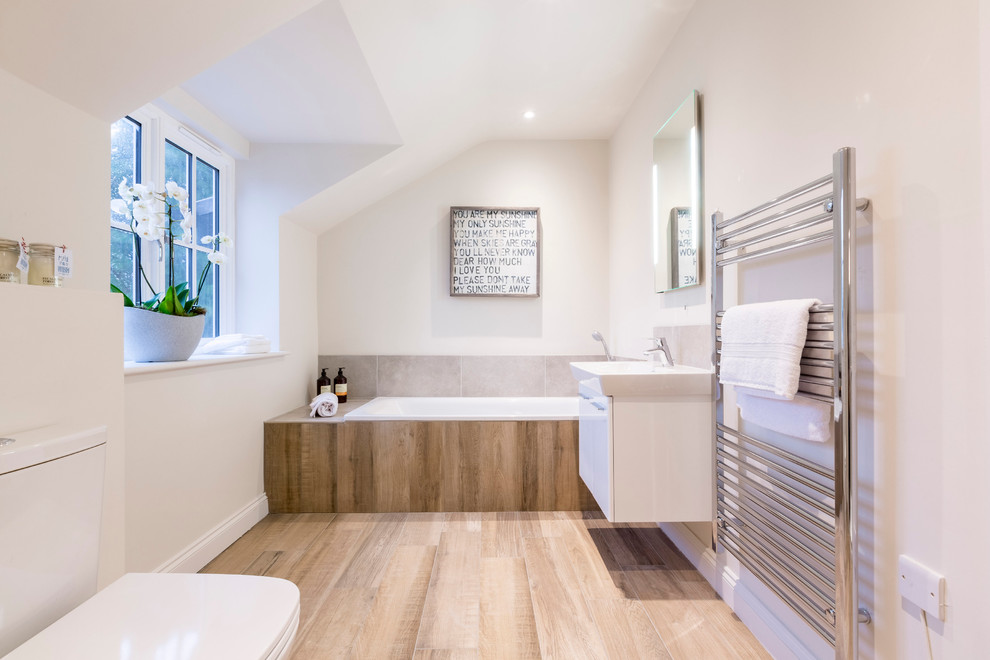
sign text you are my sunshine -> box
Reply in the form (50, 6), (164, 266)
(450, 207), (540, 297)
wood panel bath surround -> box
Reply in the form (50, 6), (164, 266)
(265, 417), (596, 513)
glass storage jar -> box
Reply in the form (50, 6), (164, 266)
(27, 243), (60, 287)
(0, 238), (20, 283)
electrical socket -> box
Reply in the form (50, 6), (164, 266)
(898, 554), (945, 620)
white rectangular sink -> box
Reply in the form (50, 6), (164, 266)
(570, 361), (713, 397)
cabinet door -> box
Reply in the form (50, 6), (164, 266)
(578, 393), (612, 519)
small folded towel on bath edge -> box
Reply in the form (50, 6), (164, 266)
(309, 392), (339, 418)
(719, 298), (820, 399)
(736, 386), (832, 443)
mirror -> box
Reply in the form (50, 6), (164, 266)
(653, 90), (702, 293)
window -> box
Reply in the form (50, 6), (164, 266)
(109, 107), (234, 339)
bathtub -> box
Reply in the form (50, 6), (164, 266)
(267, 395), (594, 513)
(344, 396), (578, 422)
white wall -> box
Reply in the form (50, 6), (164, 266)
(318, 140), (610, 356)
(0, 68), (126, 587)
(124, 145), (322, 574)
(124, 355), (302, 571)
(121, 212), (318, 573)
(0, 286), (125, 588)
(0, 57), (322, 580)
(0, 68), (110, 293)
(610, 1), (987, 658)
(237, 143), (395, 347)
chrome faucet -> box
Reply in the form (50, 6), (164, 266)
(643, 336), (674, 366)
(591, 330), (613, 362)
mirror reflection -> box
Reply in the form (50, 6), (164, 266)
(653, 90), (702, 293)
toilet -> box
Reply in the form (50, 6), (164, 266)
(0, 426), (299, 659)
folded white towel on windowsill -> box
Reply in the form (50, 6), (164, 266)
(309, 392), (339, 418)
(196, 334), (271, 355)
(719, 298), (820, 399)
(736, 386), (832, 443)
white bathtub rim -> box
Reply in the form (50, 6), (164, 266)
(343, 396), (579, 422)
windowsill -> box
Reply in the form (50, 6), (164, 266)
(124, 351), (288, 376)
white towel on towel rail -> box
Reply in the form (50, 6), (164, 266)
(309, 392), (339, 418)
(736, 386), (832, 443)
(719, 298), (820, 399)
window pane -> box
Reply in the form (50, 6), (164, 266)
(164, 140), (190, 190)
(196, 158), (219, 243)
(169, 244), (191, 291)
(111, 117), (140, 222)
(196, 249), (218, 338)
(165, 141), (191, 240)
(110, 227), (137, 300)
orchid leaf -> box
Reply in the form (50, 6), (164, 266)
(142, 292), (163, 311)
(157, 286), (181, 315)
(110, 283), (134, 307)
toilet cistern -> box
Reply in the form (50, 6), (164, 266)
(643, 336), (674, 366)
(591, 331), (613, 362)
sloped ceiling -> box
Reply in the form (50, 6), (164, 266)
(0, 0), (321, 122)
(1, 0), (694, 235)
(181, 1), (400, 145)
(290, 0), (696, 233)
(174, 0), (694, 234)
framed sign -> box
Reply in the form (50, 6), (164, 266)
(450, 206), (541, 297)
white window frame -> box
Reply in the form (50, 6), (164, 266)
(111, 104), (236, 339)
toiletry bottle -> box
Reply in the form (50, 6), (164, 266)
(333, 367), (348, 403)
(317, 368), (333, 395)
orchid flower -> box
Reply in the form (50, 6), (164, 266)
(165, 180), (188, 203)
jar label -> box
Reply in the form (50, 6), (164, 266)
(335, 384), (347, 395)
(16, 240), (29, 273)
(55, 247), (73, 279)
(0, 272), (16, 283)
(41, 276), (60, 287)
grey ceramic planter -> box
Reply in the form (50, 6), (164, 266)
(123, 307), (206, 362)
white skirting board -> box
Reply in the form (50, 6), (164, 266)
(658, 522), (821, 660)
(153, 495), (269, 574)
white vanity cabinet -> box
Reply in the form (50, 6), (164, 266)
(575, 365), (713, 523)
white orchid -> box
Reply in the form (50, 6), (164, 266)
(199, 233), (233, 248)
(165, 180), (188, 203)
(179, 217), (194, 242)
(113, 178), (231, 317)
(134, 219), (164, 242)
(110, 198), (131, 218)
(131, 201), (156, 224)
(131, 182), (153, 200)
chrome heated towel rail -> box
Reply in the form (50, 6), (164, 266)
(711, 147), (870, 658)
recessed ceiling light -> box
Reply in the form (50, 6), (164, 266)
(523, 110), (535, 120)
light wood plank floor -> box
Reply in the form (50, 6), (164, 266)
(202, 512), (771, 660)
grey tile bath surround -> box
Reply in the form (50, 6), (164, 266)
(316, 354), (605, 398)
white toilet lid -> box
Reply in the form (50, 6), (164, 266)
(5, 573), (300, 660)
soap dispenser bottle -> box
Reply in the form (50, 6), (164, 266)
(317, 368), (333, 395)
(333, 367), (348, 403)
